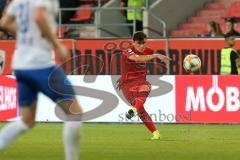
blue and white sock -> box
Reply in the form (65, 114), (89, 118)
(0, 120), (29, 150)
(63, 121), (82, 160)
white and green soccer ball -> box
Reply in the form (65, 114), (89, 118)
(183, 54), (201, 72)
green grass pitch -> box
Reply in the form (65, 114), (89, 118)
(1, 123), (240, 160)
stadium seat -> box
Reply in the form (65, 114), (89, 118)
(70, 4), (94, 22)
(169, 0), (237, 37)
(226, 1), (240, 18)
(170, 30), (203, 37)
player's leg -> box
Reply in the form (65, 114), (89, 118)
(0, 116), (30, 150)
(0, 78), (38, 150)
(57, 99), (82, 160)
(39, 66), (82, 160)
(58, 101), (82, 160)
(57, 97), (82, 115)
(137, 84), (161, 140)
(125, 84), (151, 118)
(137, 106), (160, 140)
(125, 82), (161, 139)
(21, 102), (37, 128)
(128, 87), (156, 132)
(63, 120), (82, 160)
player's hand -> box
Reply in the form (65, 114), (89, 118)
(56, 43), (68, 64)
(156, 54), (172, 64)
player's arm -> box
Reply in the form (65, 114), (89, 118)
(235, 51), (240, 69)
(128, 54), (157, 62)
(34, 6), (67, 63)
(128, 53), (171, 63)
(236, 57), (240, 67)
(0, 13), (17, 36)
(34, 7), (59, 48)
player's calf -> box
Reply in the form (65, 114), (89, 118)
(0, 121), (29, 151)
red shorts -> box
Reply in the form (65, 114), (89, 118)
(120, 79), (151, 106)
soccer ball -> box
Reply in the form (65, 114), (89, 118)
(183, 54), (201, 72)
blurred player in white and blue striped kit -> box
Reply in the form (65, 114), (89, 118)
(0, 0), (82, 160)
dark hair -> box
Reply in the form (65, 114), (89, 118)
(224, 33), (235, 39)
(132, 31), (147, 41)
(225, 17), (238, 24)
(208, 21), (223, 36)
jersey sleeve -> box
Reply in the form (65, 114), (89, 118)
(145, 47), (154, 55)
(123, 49), (134, 58)
(6, 0), (16, 17)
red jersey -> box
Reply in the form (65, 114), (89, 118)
(120, 46), (152, 83)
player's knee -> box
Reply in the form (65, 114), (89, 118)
(58, 98), (82, 115)
(139, 85), (151, 92)
(138, 91), (149, 101)
(134, 98), (145, 108)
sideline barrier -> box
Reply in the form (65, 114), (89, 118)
(37, 75), (240, 123)
(0, 76), (18, 121)
(1, 75), (239, 123)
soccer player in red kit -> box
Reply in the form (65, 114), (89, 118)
(118, 31), (170, 140)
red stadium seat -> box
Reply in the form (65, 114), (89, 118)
(170, 0), (235, 37)
(70, 4), (94, 22)
(226, 1), (240, 18)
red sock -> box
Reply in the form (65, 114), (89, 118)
(137, 107), (157, 133)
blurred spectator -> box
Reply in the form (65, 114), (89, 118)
(120, 0), (145, 35)
(0, 29), (5, 39)
(220, 33), (240, 75)
(205, 21), (223, 37)
(0, 0), (7, 16)
(224, 17), (240, 36)
(0, 0), (11, 39)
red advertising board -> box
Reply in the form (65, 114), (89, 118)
(0, 39), (74, 75)
(74, 39), (224, 75)
(176, 75), (240, 123)
(0, 76), (18, 121)
(0, 40), (16, 75)
(0, 38), (238, 75)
